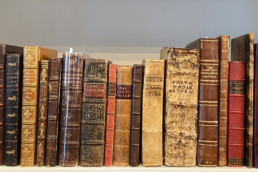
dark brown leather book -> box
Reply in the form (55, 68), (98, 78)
(129, 64), (143, 167)
(80, 58), (109, 167)
(4, 54), (23, 166)
(186, 38), (219, 166)
(254, 43), (258, 168)
(45, 58), (62, 167)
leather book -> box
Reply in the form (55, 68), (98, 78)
(59, 51), (84, 167)
(186, 38), (219, 166)
(80, 58), (109, 167)
(4, 54), (23, 166)
(21, 46), (57, 167)
(142, 59), (164, 167)
(161, 47), (199, 167)
(129, 64), (143, 167)
(254, 43), (258, 168)
(36, 60), (50, 166)
(104, 64), (117, 166)
(231, 33), (254, 167)
(45, 58), (62, 166)
(113, 66), (133, 166)
(227, 61), (245, 167)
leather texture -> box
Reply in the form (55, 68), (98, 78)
(254, 43), (258, 168)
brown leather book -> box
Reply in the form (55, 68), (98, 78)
(113, 66), (132, 166)
(129, 64), (143, 167)
(186, 38), (219, 166)
(20, 46), (57, 167)
(161, 47), (199, 166)
(45, 58), (62, 166)
(231, 33), (254, 167)
(80, 58), (109, 166)
(142, 59), (164, 167)
(36, 60), (50, 166)
(254, 43), (258, 168)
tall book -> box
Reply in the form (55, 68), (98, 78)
(104, 64), (117, 166)
(186, 38), (219, 166)
(254, 43), (258, 168)
(20, 46), (57, 167)
(231, 33), (254, 167)
(0, 44), (23, 165)
(59, 51), (84, 167)
(80, 58), (109, 166)
(45, 58), (62, 166)
(161, 48), (199, 166)
(142, 59), (164, 167)
(129, 64), (143, 167)
(227, 61), (245, 167)
(113, 66), (133, 166)
(4, 54), (23, 166)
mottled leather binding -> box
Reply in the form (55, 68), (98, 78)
(254, 43), (258, 168)
(104, 64), (117, 166)
(80, 58), (108, 166)
(161, 48), (199, 166)
(113, 66), (132, 166)
(129, 64), (143, 167)
(228, 61), (245, 167)
(21, 46), (57, 167)
(4, 54), (23, 166)
(45, 58), (62, 166)
(186, 38), (219, 166)
(142, 59), (164, 167)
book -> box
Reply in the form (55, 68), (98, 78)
(129, 64), (143, 167)
(4, 54), (23, 166)
(20, 46), (57, 167)
(141, 59), (164, 167)
(186, 38), (219, 166)
(104, 64), (117, 166)
(113, 66), (133, 166)
(80, 58), (109, 166)
(254, 43), (258, 168)
(161, 47), (199, 166)
(227, 61), (245, 167)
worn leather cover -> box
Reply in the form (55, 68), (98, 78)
(186, 38), (219, 166)
(228, 61), (245, 167)
(231, 33), (254, 167)
(129, 64), (143, 167)
(80, 58), (108, 166)
(254, 43), (258, 168)
(45, 58), (62, 166)
(161, 47), (199, 166)
(142, 59), (164, 167)
(4, 54), (23, 166)
(113, 66), (132, 166)
(59, 52), (84, 167)
(104, 64), (117, 166)
(21, 46), (57, 167)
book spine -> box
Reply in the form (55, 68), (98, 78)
(4, 54), (22, 166)
(45, 58), (62, 166)
(129, 64), (143, 167)
(142, 59), (165, 167)
(104, 64), (117, 166)
(227, 61), (245, 167)
(0, 46), (5, 165)
(113, 66), (133, 166)
(254, 43), (258, 168)
(80, 58), (108, 167)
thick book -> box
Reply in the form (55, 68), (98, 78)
(186, 38), (219, 166)
(4, 54), (23, 166)
(161, 47), (199, 167)
(254, 43), (258, 168)
(113, 66), (133, 166)
(142, 59), (164, 167)
(104, 64), (117, 166)
(45, 58), (62, 166)
(129, 64), (143, 167)
(227, 61), (245, 167)
(80, 58), (109, 166)
(231, 33), (254, 167)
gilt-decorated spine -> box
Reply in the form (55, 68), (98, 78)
(254, 43), (258, 168)
(0, 46), (5, 165)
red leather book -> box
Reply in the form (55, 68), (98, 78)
(254, 43), (258, 168)
(227, 61), (245, 167)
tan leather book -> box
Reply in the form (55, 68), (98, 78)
(113, 66), (132, 166)
(141, 59), (164, 167)
(20, 46), (57, 167)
